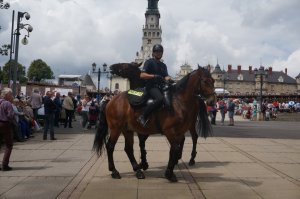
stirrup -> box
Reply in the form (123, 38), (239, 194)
(137, 115), (148, 127)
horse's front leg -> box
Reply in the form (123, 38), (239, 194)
(106, 136), (121, 179)
(189, 128), (198, 166)
(165, 134), (184, 182)
(124, 131), (145, 179)
(138, 133), (149, 170)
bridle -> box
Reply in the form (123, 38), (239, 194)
(194, 72), (216, 101)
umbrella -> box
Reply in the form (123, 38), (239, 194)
(288, 101), (295, 106)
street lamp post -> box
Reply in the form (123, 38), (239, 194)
(254, 66), (268, 120)
(10, 10), (33, 96)
(109, 74), (112, 93)
(92, 62), (109, 104)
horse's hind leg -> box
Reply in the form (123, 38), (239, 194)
(164, 134), (184, 182)
(138, 134), (149, 170)
(106, 132), (121, 179)
(177, 136), (185, 161)
(189, 128), (198, 166)
(124, 131), (145, 179)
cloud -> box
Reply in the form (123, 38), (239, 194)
(0, 0), (299, 79)
(273, 49), (300, 78)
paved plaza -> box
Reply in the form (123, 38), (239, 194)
(0, 115), (300, 199)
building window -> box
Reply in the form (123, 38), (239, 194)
(157, 32), (160, 36)
(237, 74), (243, 80)
(278, 76), (284, 82)
(115, 83), (119, 90)
(144, 32), (147, 37)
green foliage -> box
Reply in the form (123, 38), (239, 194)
(1, 60), (27, 84)
(27, 59), (54, 81)
(0, 44), (10, 56)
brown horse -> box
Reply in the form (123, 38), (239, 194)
(109, 62), (209, 167)
(93, 65), (216, 182)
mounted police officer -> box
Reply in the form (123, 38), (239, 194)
(137, 44), (173, 127)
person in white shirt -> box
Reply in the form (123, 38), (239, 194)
(81, 96), (91, 130)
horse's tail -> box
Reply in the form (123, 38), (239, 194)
(93, 100), (109, 156)
(196, 98), (213, 138)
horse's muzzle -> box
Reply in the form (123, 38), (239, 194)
(206, 94), (217, 106)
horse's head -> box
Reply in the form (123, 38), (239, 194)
(110, 62), (142, 78)
(109, 62), (144, 89)
(193, 65), (216, 106)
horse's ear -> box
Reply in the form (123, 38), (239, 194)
(130, 62), (143, 68)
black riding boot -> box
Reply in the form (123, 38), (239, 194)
(162, 84), (172, 109)
(137, 99), (162, 127)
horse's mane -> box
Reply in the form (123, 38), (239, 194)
(173, 67), (213, 138)
(173, 72), (191, 92)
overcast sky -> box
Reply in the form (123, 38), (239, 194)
(1, 0), (300, 79)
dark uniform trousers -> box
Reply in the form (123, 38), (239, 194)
(0, 121), (13, 167)
(143, 87), (164, 119)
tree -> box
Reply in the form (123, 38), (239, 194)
(0, 0), (10, 56)
(1, 60), (27, 84)
(0, 44), (10, 56)
(0, 0), (10, 9)
(27, 59), (54, 81)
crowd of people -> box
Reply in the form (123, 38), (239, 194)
(0, 86), (114, 171)
(207, 98), (300, 126)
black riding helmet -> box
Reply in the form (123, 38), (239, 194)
(152, 44), (164, 52)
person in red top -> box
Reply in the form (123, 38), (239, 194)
(0, 88), (15, 171)
(272, 101), (279, 113)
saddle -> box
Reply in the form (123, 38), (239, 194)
(127, 84), (173, 109)
(127, 88), (151, 107)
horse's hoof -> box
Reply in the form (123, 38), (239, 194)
(165, 170), (178, 182)
(189, 159), (195, 166)
(178, 154), (182, 160)
(140, 162), (149, 170)
(136, 170), (145, 179)
(111, 171), (121, 179)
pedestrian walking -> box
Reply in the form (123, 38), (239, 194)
(218, 99), (227, 125)
(53, 92), (62, 127)
(228, 98), (235, 126)
(29, 89), (42, 121)
(43, 91), (57, 140)
(62, 92), (74, 128)
(0, 88), (15, 171)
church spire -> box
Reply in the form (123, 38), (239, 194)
(148, 0), (159, 9)
(146, 0), (160, 16)
(135, 0), (162, 63)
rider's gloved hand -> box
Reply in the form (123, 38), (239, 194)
(167, 79), (175, 84)
(153, 74), (164, 82)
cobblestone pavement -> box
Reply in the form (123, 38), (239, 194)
(0, 115), (299, 199)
